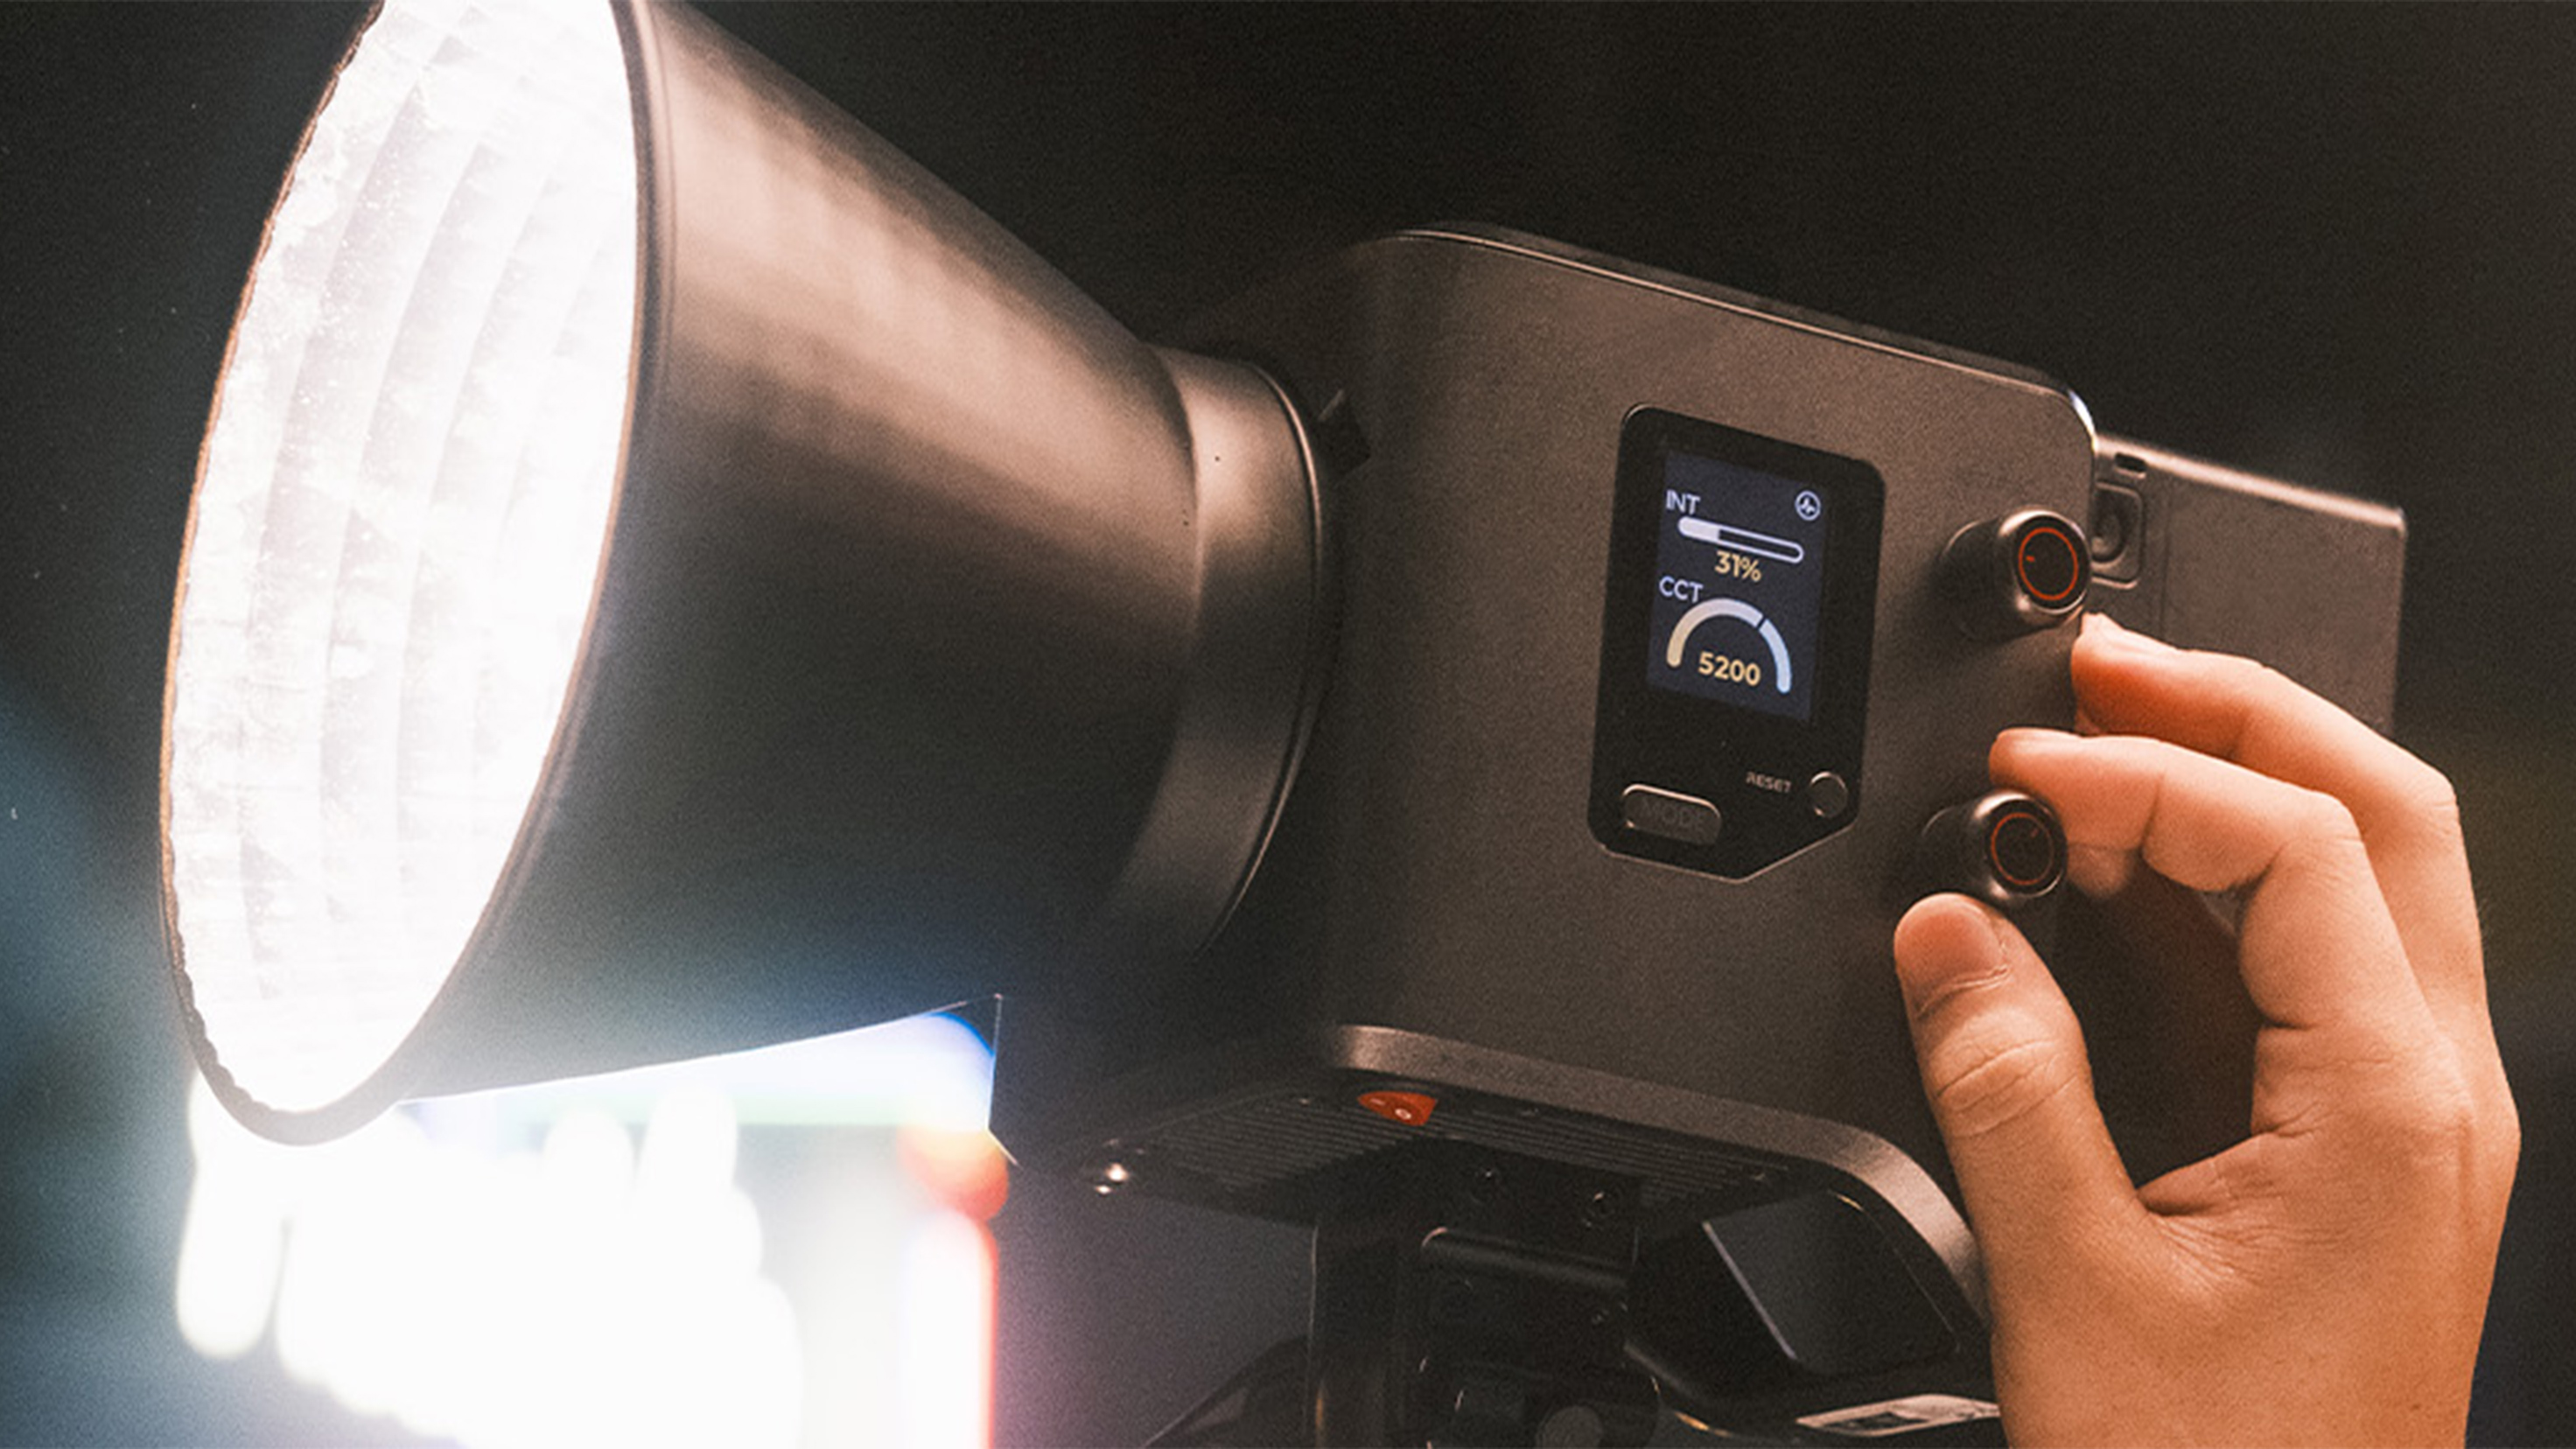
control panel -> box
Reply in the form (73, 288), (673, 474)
(1591, 408), (2096, 883)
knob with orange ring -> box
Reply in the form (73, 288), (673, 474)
(1937, 508), (2091, 639)
(1916, 789), (2067, 910)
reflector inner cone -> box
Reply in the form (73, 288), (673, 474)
(166, 0), (638, 1115)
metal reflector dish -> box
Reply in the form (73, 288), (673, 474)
(164, 0), (1320, 1144)
(167, 0), (639, 1116)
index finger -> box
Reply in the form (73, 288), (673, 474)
(1991, 728), (2430, 1060)
(2068, 616), (2484, 1032)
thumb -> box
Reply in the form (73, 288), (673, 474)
(1893, 894), (2138, 1256)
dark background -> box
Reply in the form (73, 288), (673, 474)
(4, 4), (2572, 1444)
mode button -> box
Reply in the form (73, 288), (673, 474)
(1620, 785), (1722, 845)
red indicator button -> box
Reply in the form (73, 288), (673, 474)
(1358, 1089), (1438, 1127)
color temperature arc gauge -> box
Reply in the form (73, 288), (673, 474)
(1664, 598), (1793, 696)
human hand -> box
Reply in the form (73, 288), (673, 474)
(1892, 614), (2517, 1446)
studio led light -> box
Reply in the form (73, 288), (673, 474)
(164, 2), (2411, 1441)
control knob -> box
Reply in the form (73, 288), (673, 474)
(1916, 789), (2066, 910)
(1937, 508), (2090, 639)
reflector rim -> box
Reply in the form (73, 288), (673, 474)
(163, 0), (666, 1144)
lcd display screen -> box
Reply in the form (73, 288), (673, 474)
(1646, 451), (1830, 723)
(1591, 409), (1883, 878)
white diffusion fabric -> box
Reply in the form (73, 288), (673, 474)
(167, 0), (639, 1114)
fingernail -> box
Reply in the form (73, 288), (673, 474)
(1891, 894), (2020, 1014)
(1990, 727), (2085, 780)
(1995, 724), (2078, 752)
(2081, 612), (2172, 653)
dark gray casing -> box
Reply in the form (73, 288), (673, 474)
(1009, 226), (2090, 1191)
(996, 228), (2405, 1435)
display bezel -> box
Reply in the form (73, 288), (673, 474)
(1589, 408), (1885, 878)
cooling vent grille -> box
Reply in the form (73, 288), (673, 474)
(1121, 1087), (1786, 1217)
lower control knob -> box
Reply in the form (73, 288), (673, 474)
(1917, 789), (2066, 909)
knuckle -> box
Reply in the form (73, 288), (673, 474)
(2491, 1096), (2524, 1193)
(2285, 784), (2366, 851)
(2343, 1054), (2502, 1184)
(1928, 1034), (2081, 1146)
(2471, 1060), (2523, 1186)
(2211, 653), (2297, 732)
(2390, 754), (2466, 839)
(2232, 654), (2295, 694)
(2488, 1088), (2524, 1177)
(2404, 1074), (2482, 1148)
